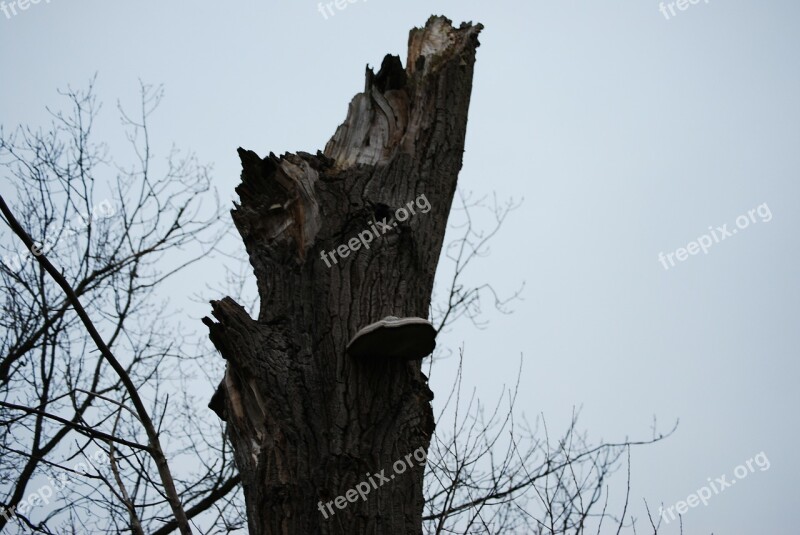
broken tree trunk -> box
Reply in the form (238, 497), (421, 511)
(203, 16), (482, 535)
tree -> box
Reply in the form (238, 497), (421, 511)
(0, 79), (242, 534)
(203, 15), (486, 535)
(1, 16), (674, 535)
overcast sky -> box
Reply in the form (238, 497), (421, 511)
(2, 1), (798, 533)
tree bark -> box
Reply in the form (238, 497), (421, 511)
(204, 16), (483, 535)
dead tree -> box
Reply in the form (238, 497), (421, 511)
(204, 16), (484, 535)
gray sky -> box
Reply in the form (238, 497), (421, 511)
(2, 0), (798, 533)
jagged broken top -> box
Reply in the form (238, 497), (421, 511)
(324, 15), (483, 168)
(230, 15), (482, 266)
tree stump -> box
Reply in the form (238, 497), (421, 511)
(204, 16), (483, 535)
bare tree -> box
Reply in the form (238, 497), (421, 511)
(422, 192), (674, 535)
(422, 352), (675, 534)
(0, 79), (241, 534)
(430, 190), (524, 335)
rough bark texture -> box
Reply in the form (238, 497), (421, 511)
(204, 16), (482, 535)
